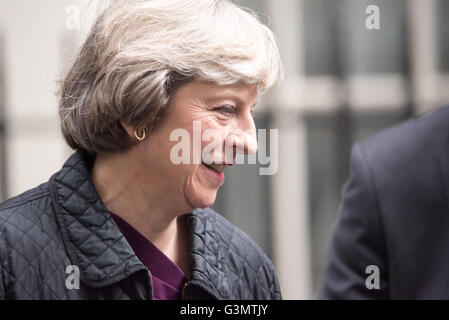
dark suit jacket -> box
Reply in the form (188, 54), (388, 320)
(321, 105), (449, 299)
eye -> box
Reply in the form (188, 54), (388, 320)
(214, 105), (236, 115)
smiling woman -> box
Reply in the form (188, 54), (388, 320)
(0, 0), (283, 300)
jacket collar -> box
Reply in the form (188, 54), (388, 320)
(49, 149), (230, 298)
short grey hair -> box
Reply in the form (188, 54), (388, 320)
(59, 0), (283, 153)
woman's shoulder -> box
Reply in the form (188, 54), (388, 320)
(0, 182), (50, 212)
(0, 182), (56, 252)
(195, 207), (281, 299)
(202, 208), (270, 260)
(195, 208), (265, 255)
(192, 207), (281, 297)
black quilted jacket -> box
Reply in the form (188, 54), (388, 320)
(0, 150), (281, 300)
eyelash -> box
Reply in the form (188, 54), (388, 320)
(214, 105), (236, 115)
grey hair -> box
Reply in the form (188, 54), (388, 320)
(59, 0), (283, 153)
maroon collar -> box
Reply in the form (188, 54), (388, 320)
(109, 212), (188, 299)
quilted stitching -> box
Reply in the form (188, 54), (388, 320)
(0, 189), (74, 299)
(50, 156), (147, 286)
(0, 150), (281, 300)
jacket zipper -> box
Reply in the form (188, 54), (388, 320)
(148, 270), (154, 300)
(180, 281), (189, 300)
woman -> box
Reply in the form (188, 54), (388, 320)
(0, 0), (283, 300)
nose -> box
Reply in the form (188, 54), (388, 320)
(232, 128), (258, 155)
(225, 116), (258, 162)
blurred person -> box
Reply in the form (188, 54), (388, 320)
(0, 0), (283, 300)
(321, 105), (449, 299)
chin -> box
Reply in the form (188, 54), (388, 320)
(188, 191), (217, 209)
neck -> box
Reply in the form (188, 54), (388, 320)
(90, 150), (192, 276)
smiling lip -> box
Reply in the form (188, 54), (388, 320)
(202, 163), (225, 183)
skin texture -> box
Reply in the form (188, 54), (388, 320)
(91, 80), (258, 277)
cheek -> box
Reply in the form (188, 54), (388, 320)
(156, 112), (229, 168)
(200, 126), (231, 160)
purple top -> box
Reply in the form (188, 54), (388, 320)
(109, 212), (188, 300)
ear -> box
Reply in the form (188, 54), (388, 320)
(120, 120), (135, 138)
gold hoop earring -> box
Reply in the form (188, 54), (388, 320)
(134, 125), (147, 141)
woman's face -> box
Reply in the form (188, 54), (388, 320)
(135, 80), (258, 212)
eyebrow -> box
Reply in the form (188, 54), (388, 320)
(205, 93), (258, 109)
